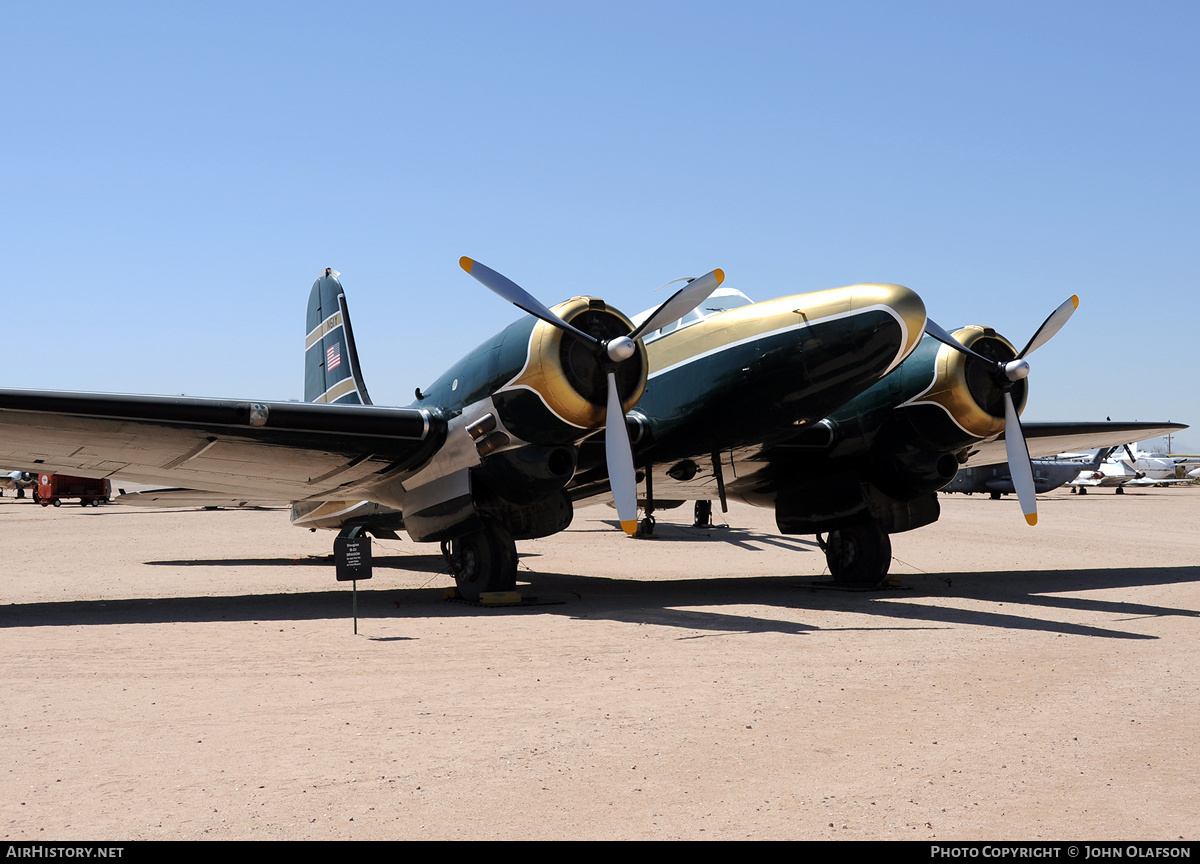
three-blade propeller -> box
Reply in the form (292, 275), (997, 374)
(461, 257), (725, 535)
(925, 296), (1079, 526)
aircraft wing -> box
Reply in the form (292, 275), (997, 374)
(0, 389), (445, 503)
(961, 422), (1187, 467)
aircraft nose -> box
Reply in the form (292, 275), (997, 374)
(849, 283), (927, 374)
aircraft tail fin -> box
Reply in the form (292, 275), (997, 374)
(1088, 447), (1115, 470)
(305, 269), (373, 405)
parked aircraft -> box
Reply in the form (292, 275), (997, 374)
(1069, 445), (1195, 493)
(942, 448), (1114, 498)
(0, 470), (35, 498)
(1120, 442), (1199, 477)
(0, 263), (1185, 593)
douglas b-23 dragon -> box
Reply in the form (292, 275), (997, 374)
(0, 261), (1184, 594)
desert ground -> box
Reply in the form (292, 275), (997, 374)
(2, 486), (1198, 840)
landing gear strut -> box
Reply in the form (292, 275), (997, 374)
(441, 518), (517, 601)
(819, 520), (892, 587)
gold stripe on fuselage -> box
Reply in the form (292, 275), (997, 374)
(646, 283), (926, 378)
(305, 311), (344, 351)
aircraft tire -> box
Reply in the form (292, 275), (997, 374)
(445, 518), (517, 601)
(1115, 487), (1124, 495)
(825, 521), (892, 587)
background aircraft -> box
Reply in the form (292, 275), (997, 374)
(0, 265), (1185, 594)
(1120, 442), (1200, 477)
(941, 448), (1113, 498)
(0, 470), (36, 498)
(1069, 444), (1197, 493)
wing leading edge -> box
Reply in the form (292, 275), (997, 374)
(0, 389), (446, 502)
(961, 421), (1188, 467)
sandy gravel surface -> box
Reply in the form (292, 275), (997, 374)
(2, 487), (1198, 840)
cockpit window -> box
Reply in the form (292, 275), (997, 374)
(631, 287), (754, 343)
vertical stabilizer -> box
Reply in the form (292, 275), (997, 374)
(305, 268), (373, 405)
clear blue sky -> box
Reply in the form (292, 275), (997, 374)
(4, 1), (1197, 450)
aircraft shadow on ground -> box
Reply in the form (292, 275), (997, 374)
(587, 520), (821, 552)
(145, 554), (449, 574)
(7, 553), (1199, 640)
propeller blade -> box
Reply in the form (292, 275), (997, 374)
(924, 318), (1001, 367)
(604, 370), (638, 535)
(1017, 295), (1079, 359)
(629, 269), (725, 341)
(1004, 390), (1037, 526)
(460, 257), (600, 346)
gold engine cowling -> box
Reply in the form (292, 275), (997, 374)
(504, 296), (648, 430)
(921, 325), (1029, 438)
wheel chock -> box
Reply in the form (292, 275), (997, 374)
(479, 591), (523, 605)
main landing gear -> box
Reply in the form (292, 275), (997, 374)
(440, 518), (517, 601)
(817, 520), (892, 587)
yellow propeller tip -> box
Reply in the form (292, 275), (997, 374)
(459, 256), (474, 273)
(1025, 513), (1038, 526)
(621, 520), (638, 536)
(1070, 295), (1079, 309)
(713, 268), (725, 285)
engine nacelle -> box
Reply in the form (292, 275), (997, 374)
(832, 325), (1027, 454)
(491, 296), (647, 444)
(392, 297), (647, 543)
(900, 325), (1027, 445)
(819, 325), (1029, 506)
(418, 296), (647, 448)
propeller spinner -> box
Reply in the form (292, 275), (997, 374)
(925, 296), (1079, 526)
(461, 257), (725, 535)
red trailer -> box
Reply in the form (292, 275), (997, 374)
(35, 474), (111, 507)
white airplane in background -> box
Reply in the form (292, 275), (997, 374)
(1122, 441), (1194, 475)
(0, 470), (36, 498)
(1129, 440), (1200, 475)
(1069, 443), (1194, 494)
